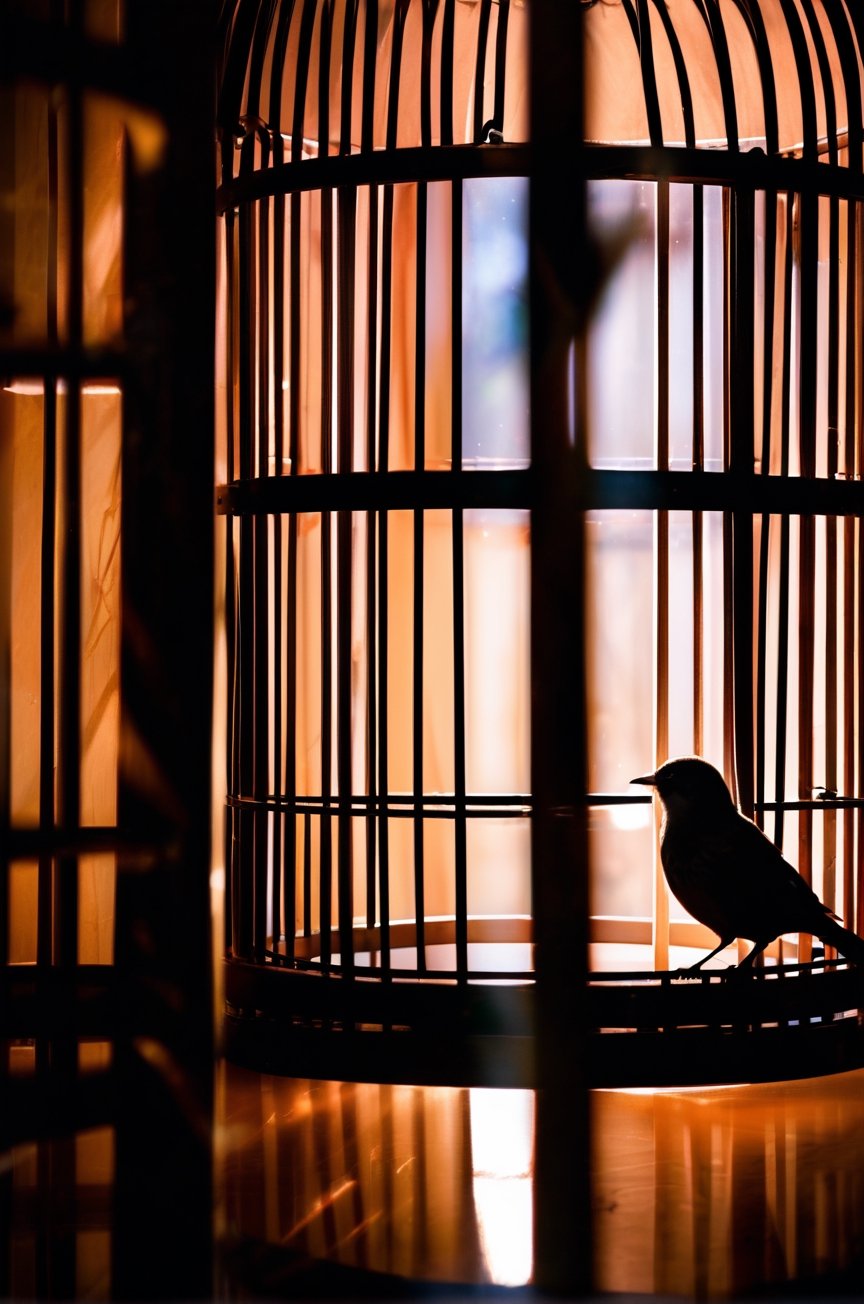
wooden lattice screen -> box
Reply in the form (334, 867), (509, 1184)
(0, 3), (216, 1298)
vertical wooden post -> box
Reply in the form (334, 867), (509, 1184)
(530, 1), (592, 1294)
(113, 2), (216, 1297)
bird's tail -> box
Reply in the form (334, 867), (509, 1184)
(815, 914), (864, 966)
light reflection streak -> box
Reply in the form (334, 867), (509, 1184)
(469, 1088), (534, 1286)
(2, 381), (122, 395)
(220, 1066), (864, 1296)
(283, 1178), (359, 1241)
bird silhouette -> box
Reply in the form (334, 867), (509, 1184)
(631, 756), (864, 971)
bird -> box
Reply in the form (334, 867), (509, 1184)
(630, 755), (864, 971)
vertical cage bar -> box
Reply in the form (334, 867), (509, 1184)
(272, 188), (285, 955)
(419, 0), (434, 149)
(654, 540), (669, 973)
(858, 515), (864, 942)
(360, 0), (378, 154)
(284, 185), (303, 963)
(440, 0), (455, 149)
(377, 182), (395, 978)
(254, 193), (270, 960)
(269, 46), (288, 957)
(634, 0), (663, 148)
(0, 358), (8, 1294)
(38, 96), (60, 972)
(654, 178), (669, 971)
(797, 189), (818, 922)
(413, 180), (427, 973)
(0, 316), (10, 981)
(318, 6), (335, 972)
(336, 185), (356, 976)
(757, 537), (769, 824)
(377, 508), (391, 979)
(339, 0), (358, 157)
(823, 192), (841, 920)
(224, 211), (238, 956)
(692, 182), (704, 755)
(756, 188), (778, 827)
(57, 65), (84, 977)
(720, 189), (736, 805)
(303, 810), (312, 939)
(375, 0), (410, 982)
(773, 194), (795, 853)
(282, 553), (297, 961)
(730, 184), (755, 818)
(236, 179), (256, 959)
(842, 512), (854, 920)
(319, 494), (333, 967)
(657, 179), (669, 471)
(788, 3), (820, 942)
(843, 198), (858, 932)
(856, 205), (864, 941)
(452, 179), (468, 981)
(365, 186), (379, 932)
(38, 380), (57, 968)
(335, 493), (352, 967)
(472, 0), (493, 142)
(492, 0), (510, 135)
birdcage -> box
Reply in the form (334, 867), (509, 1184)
(216, 0), (864, 1089)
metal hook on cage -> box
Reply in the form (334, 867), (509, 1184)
(234, 112), (273, 148)
(480, 118), (504, 144)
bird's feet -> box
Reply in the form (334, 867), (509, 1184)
(673, 963), (710, 980)
(675, 961), (743, 980)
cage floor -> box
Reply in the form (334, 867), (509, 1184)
(294, 941), (748, 977)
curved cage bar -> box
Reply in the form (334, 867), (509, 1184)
(216, 0), (864, 1087)
(225, 952), (864, 1088)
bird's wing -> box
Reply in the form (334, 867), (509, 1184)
(661, 811), (831, 942)
(713, 813), (833, 933)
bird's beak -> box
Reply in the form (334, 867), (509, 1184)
(631, 773), (656, 787)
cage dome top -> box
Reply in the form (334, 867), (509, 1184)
(218, 1), (861, 165)
(217, 0), (528, 166)
(583, 0), (862, 159)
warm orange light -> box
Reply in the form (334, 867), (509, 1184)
(2, 381), (121, 395)
(469, 1088), (534, 1286)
